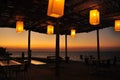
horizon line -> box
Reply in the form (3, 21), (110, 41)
(5, 46), (120, 52)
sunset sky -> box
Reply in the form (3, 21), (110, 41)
(0, 27), (120, 52)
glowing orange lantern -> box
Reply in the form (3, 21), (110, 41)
(47, 25), (54, 34)
(89, 9), (100, 25)
(71, 29), (76, 37)
(16, 21), (24, 32)
(115, 20), (120, 31)
(47, 0), (65, 18)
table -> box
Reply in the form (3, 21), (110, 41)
(31, 60), (46, 65)
(24, 59), (46, 65)
(0, 60), (22, 79)
(0, 60), (21, 66)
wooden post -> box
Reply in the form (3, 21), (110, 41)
(97, 29), (100, 63)
(28, 30), (31, 63)
(55, 21), (60, 76)
(65, 34), (68, 63)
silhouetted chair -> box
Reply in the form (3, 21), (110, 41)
(0, 66), (7, 79)
(21, 61), (30, 80)
(84, 56), (89, 65)
(113, 56), (117, 66)
(80, 55), (83, 60)
(10, 61), (30, 80)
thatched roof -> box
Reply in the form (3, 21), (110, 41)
(0, 0), (120, 34)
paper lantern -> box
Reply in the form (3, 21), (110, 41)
(115, 20), (120, 31)
(89, 9), (100, 25)
(16, 21), (24, 32)
(47, 0), (65, 18)
(71, 29), (76, 37)
(47, 25), (54, 34)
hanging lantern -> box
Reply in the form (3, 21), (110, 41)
(115, 20), (120, 31)
(71, 29), (76, 37)
(89, 9), (100, 25)
(47, 25), (54, 34)
(16, 21), (24, 32)
(47, 0), (65, 18)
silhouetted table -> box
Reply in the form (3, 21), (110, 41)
(0, 60), (22, 79)
(0, 60), (21, 66)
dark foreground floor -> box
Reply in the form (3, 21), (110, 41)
(1, 60), (120, 80)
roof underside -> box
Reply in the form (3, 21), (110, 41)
(0, 0), (120, 35)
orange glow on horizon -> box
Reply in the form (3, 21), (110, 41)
(6, 46), (120, 52)
(0, 27), (120, 52)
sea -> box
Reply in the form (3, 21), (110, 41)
(10, 51), (120, 61)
